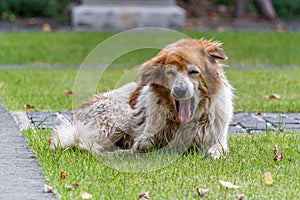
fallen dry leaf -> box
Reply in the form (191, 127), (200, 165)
(16, 79), (21, 85)
(274, 144), (283, 162)
(268, 93), (281, 99)
(24, 104), (34, 110)
(236, 194), (245, 200)
(219, 180), (240, 189)
(44, 184), (53, 193)
(28, 18), (38, 25)
(138, 191), (150, 200)
(62, 90), (73, 96)
(262, 172), (274, 185)
(197, 188), (210, 197)
(81, 191), (92, 199)
(60, 171), (68, 180)
(273, 24), (286, 32)
(42, 23), (52, 32)
(66, 183), (79, 191)
(11, 25), (18, 32)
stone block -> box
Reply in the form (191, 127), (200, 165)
(72, 1), (185, 31)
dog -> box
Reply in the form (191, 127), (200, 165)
(49, 38), (233, 159)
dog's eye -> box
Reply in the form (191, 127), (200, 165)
(189, 70), (199, 75)
(166, 69), (176, 76)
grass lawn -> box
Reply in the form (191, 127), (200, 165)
(0, 31), (300, 199)
(24, 129), (300, 199)
(0, 31), (300, 66)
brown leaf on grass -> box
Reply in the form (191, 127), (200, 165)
(24, 104), (34, 110)
(16, 79), (21, 85)
(138, 191), (150, 200)
(60, 171), (68, 180)
(219, 180), (240, 189)
(262, 172), (274, 185)
(81, 191), (92, 199)
(268, 93), (281, 99)
(43, 184), (53, 193)
(66, 183), (79, 191)
(197, 188), (210, 198)
(236, 194), (245, 200)
(274, 144), (283, 162)
(62, 90), (73, 96)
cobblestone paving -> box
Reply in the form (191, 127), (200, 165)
(12, 111), (300, 134)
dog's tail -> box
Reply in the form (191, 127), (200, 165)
(49, 113), (105, 152)
(49, 113), (78, 150)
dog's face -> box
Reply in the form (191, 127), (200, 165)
(140, 39), (227, 123)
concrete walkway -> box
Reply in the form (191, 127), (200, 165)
(0, 102), (55, 200)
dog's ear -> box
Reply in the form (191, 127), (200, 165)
(197, 39), (228, 61)
(139, 54), (166, 86)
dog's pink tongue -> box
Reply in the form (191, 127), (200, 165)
(178, 99), (191, 122)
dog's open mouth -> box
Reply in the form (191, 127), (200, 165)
(175, 97), (195, 123)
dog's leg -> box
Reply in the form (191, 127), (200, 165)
(131, 102), (166, 152)
(131, 136), (155, 152)
(194, 111), (231, 159)
(204, 83), (233, 159)
(201, 116), (231, 159)
(205, 142), (226, 159)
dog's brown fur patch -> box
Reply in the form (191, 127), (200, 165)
(78, 94), (102, 110)
(129, 85), (143, 109)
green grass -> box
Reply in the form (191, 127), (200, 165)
(24, 129), (300, 199)
(0, 32), (300, 66)
(0, 32), (110, 65)
(226, 69), (300, 112)
(1, 68), (299, 112)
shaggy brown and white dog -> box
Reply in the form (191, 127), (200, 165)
(49, 38), (233, 158)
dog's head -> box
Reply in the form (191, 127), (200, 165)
(139, 39), (227, 123)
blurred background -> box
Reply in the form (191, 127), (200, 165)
(0, 0), (299, 32)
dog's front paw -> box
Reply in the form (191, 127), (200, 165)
(48, 131), (59, 150)
(205, 144), (226, 159)
(131, 138), (154, 153)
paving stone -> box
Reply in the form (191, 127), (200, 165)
(228, 125), (247, 135)
(262, 113), (288, 125)
(282, 123), (300, 130)
(232, 112), (250, 123)
(58, 110), (73, 117)
(236, 114), (268, 130)
(27, 111), (57, 118)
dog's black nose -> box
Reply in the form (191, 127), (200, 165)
(173, 86), (187, 98)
